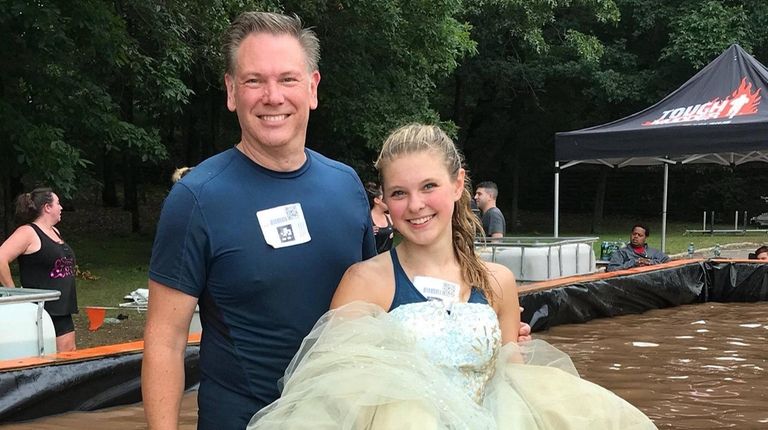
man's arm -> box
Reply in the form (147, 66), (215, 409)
(487, 209), (505, 238)
(142, 280), (198, 430)
(606, 248), (636, 272)
(650, 248), (670, 264)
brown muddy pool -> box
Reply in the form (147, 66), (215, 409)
(2, 301), (766, 429)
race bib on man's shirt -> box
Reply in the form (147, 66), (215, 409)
(256, 203), (311, 248)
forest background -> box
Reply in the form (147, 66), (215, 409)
(4, 0), (768, 238)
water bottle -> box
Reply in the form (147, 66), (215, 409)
(714, 243), (721, 257)
(687, 243), (695, 258)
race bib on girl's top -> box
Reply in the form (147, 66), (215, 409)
(413, 276), (461, 307)
(256, 203), (311, 248)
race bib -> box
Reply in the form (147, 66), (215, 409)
(413, 276), (461, 307)
(256, 203), (311, 248)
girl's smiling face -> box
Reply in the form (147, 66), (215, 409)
(382, 150), (465, 246)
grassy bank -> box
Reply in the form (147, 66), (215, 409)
(68, 234), (154, 348)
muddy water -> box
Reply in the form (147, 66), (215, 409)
(538, 301), (768, 429)
(2, 302), (766, 429)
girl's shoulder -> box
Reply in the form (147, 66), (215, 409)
(483, 261), (515, 285)
(350, 251), (393, 278)
(331, 252), (395, 309)
(482, 261), (517, 302)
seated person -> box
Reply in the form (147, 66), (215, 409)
(607, 224), (669, 272)
(749, 245), (768, 260)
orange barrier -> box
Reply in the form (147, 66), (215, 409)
(0, 332), (201, 372)
(520, 258), (702, 294)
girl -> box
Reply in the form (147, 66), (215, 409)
(248, 124), (656, 429)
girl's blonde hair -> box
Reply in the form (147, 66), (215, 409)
(374, 123), (494, 304)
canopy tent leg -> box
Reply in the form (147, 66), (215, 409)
(554, 162), (560, 238)
(661, 163), (669, 253)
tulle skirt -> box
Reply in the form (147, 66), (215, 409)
(247, 302), (656, 429)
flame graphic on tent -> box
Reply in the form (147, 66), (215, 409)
(724, 78), (761, 117)
(642, 77), (761, 126)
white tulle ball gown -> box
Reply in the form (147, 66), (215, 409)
(247, 301), (657, 429)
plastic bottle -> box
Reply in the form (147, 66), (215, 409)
(687, 242), (695, 257)
(714, 243), (721, 257)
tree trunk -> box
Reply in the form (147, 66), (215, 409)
(184, 108), (199, 166)
(120, 82), (140, 233)
(510, 142), (520, 233)
(102, 149), (119, 207)
(2, 176), (23, 237)
(123, 154), (140, 233)
(591, 167), (609, 234)
(206, 90), (221, 157)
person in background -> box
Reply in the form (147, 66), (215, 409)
(0, 188), (78, 352)
(365, 181), (394, 254)
(607, 224), (669, 272)
(474, 181), (505, 238)
(171, 166), (194, 183)
(751, 245), (768, 260)
(470, 196), (482, 221)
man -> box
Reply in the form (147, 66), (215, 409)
(607, 224), (669, 272)
(751, 245), (768, 260)
(141, 12), (376, 430)
(474, 181), (505, 238)
(142, 12), (531, 429)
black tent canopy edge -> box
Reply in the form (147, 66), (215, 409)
(555, 44), (768, 164)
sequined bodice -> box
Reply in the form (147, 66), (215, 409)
(390, 301), (501, 403)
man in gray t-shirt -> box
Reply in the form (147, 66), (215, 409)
(474, 181), (506, 238)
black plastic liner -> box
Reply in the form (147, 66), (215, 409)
(2, 261), (767, 423)
(0, 346), (200, 423)
(522, 261), (768, 332)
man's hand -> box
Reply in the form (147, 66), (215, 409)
(518, 306), (532, 342)
(518, 322), (532, 342)
(635, 257), (652, 267)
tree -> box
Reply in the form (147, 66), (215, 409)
(285, 0), (476, 178)
(436, 0), (621, 228)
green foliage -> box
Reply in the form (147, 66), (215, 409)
(5, 0), (768, 225)
(294, 0), (475, 170)
(662, 1), (752, 68)
(0, 0), (188, 195)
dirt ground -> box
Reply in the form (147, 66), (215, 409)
(74, 311), (147, 349)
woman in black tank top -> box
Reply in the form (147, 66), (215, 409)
(365, 182), (395, 253)
(0, 188), (78, 352)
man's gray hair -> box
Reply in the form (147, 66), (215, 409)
(223, 11), (320, 75)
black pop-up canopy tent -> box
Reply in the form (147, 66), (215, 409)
(554, 44), (768, 251)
